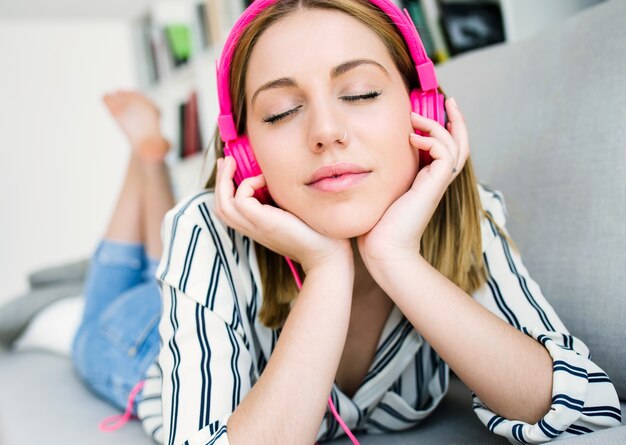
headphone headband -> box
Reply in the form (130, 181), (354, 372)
(216, 0), (439, 142)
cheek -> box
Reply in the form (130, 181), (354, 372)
(373, 112), (418, 178)
(250, 141), (302, 208)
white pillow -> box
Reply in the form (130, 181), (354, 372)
(13, 295), (85, 357)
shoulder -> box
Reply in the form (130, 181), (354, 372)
(160, 190), (235, 252)
(477, 183), (507, 226)
(158, 191), (232, 288)
(157, 191), (260, 309)
(477, 184), (509, 251)
(162, 190), (217, 231)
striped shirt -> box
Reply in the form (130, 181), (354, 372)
(140, 184), (622, 445)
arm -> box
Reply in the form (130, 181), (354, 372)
(470, 191), (621, 440)
(366, 190), (621, 442)
(160, 255), (353, 445)
(211, 158), (355, 444)
(367, 247), (554, 424)
(227, 252), (353, 444)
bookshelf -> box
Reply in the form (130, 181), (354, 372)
(399, 0), (604, 64)
(130, 0), (249, 197)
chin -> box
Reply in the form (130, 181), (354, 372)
(305, 208), (383, 239)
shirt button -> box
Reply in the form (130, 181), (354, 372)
(128, 347), (137, 357)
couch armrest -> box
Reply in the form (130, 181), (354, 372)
(28, 258), (89, 289)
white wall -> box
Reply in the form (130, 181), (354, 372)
(0, 0), (154, 19)
(0, 19), (138, 304)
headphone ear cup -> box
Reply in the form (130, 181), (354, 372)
(223, 136), (272, 204)
(410, 89), (447, 168)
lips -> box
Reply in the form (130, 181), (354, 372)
(305, 162), (370, 185)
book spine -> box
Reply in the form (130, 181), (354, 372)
(179, 102), (187, 159)
(419, 0), (450, 63)
(402, 0), (436, 60)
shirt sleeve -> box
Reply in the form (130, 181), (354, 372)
(156, 194), (255, 445)
(471, 187), (622, 443)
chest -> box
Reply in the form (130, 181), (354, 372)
(335, 298), (395, 398)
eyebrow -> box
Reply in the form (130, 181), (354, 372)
(250, 59), (389, 108)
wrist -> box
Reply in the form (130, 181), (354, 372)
(302, 243), (354, 278)
(365, 249), (425, 291)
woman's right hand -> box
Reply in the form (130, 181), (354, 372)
(214, 156), (352, 274)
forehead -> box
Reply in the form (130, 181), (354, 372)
(246, 8), (393, 84)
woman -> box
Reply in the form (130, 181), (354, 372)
(85, 1), (622, 444)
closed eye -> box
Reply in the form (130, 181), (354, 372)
(262, 90), (382, 125)
(263, 106), (302, 125)
(340, 90), (382, 102)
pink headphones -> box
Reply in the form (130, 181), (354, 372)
(216, 0), (445, 205)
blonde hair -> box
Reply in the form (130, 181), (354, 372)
(205, 0), (506, 329)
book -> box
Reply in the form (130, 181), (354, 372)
(184, 91), (202, 157)
(206, 0), (247, 48)
(402, 0), (436, 60)
(175, 90), (204, 159)
(133, 14), (159, 84)
(438, 2), (505, 56)
(178, 102), (187, 159)
(419, 0), (451, 63)
(165, 24), (192, 67)
(195, 1), (211, 49)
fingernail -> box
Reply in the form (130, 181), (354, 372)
(449, 97), (458, 108)
(217, 158), (223, 170)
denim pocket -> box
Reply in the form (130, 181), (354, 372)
(99, 281), (161, 361)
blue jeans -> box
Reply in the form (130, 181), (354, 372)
(71, 239), (161, 414)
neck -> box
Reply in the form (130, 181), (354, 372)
(351, 239), (384, 302)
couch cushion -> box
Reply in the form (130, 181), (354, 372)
(436, 0), (626, 398)
(0, 350), (152, 445)
(0, 350), (508, 445)
(0, 353), (624, 444)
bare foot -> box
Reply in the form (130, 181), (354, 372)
(103, 90), (170, 161)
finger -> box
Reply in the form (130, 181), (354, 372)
(411, 111), (459, 167)
(409, 133), (455, 175)
(220, 158), (275, 235)
(214, 156), (242, 225)
(444, 98), (470, 166)
(232, 173), (301, 250)
(233, 174), (271, 222)
(235, 173), (266, 201)
(410, 111), (457, 150)
(213, 157), (228, 218)
(219, 156), (237, 194)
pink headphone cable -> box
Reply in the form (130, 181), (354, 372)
(285, 257), (360, 445)
(98, 380), (145, 432)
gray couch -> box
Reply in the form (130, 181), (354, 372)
(1, 1), (624, 443)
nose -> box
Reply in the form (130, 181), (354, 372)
(306, 97), (348, 153)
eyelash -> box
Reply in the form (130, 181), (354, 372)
(262, 90), (382, 125)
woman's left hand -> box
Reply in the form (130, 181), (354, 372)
(357, 97), (469, 272)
